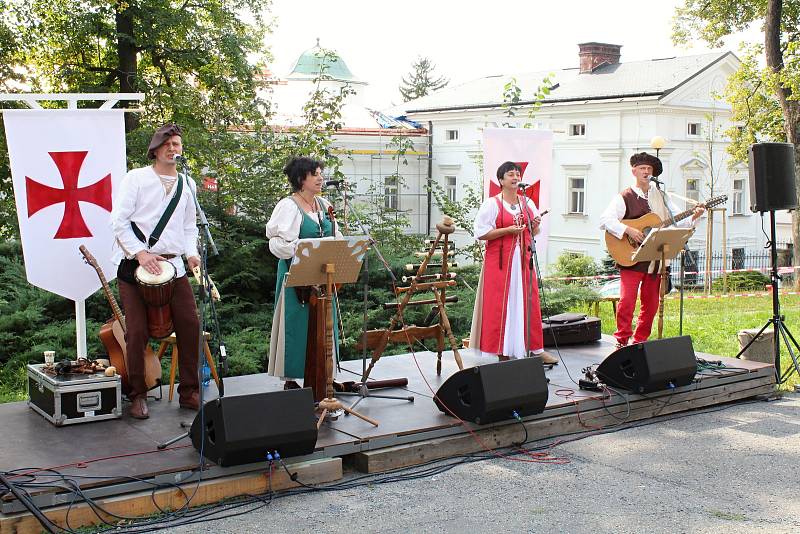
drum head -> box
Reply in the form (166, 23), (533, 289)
(135, 260), (177, 285)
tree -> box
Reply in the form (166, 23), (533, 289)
(399, 57), (449, 102)
(0, 0), (271, 237)
(673, 0), (800, 287)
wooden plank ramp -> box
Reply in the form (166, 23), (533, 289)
(0, 457), (342, 534)
(346, 371), (775, 474)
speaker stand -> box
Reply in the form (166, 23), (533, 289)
(736, 210), (800, 383)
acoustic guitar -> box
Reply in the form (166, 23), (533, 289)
(79, 246), (161, 395)
(605, 195), (728, 267)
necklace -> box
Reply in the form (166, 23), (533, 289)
(295, 192), (318, 213)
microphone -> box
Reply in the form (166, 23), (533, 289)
(649, 175), (663, 186)
(517, 182), (528, 190)
(325, 180), (343, 188)
(172, 154), (187, 163)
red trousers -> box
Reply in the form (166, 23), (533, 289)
(614, 269), (661, 345)
(119, 276), (200, 400)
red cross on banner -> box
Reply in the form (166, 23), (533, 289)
(487, 161), (541, 206)
(26, 151), (113, 239)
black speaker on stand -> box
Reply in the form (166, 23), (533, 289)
(739, 142), (800, 383)
(434, 358), (549, 424)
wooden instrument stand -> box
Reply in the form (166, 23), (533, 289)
(362, 219), (464, 381)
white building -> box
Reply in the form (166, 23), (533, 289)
(257, 42), (433, 234)
(394, 43), (792, 269)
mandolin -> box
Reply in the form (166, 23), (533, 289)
(79, 245), (161, 395)
(605, 195), (728, 267)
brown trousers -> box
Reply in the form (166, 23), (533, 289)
(119, 276), (200, 400)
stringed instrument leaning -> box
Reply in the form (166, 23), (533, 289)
(605, 195), (728, 267)
(79, 246), (161, 396)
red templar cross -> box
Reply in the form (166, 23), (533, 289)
(26, 151), (112, 239)
(488, 161), (540, 206)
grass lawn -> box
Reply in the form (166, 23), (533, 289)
(583, 292), (800, 391)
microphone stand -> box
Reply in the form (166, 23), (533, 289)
(158, 158), (226, 450)
(518, 185), (544, 359)
(328, 184), (413, 410)
(652, 177), (688, 336)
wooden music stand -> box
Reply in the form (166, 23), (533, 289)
(285, 236), (379, 428)
(631, 227), (694, 339)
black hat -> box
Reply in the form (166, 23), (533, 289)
(629, 152), (663, 177)
(147, 123), (183, 160)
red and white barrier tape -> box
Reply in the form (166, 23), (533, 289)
(544, 265), (799, 282)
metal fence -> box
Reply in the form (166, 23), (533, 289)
(672, 245), (795, 288)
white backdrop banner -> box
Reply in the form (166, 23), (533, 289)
(482, 128), (553, 258)
(4, 109), (126, 301)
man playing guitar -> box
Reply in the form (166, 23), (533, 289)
(599, 152), (705, 348)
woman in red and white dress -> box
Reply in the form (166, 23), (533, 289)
(469, 161), (558, 365)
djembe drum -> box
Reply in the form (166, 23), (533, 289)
(134, 260), (177, 339)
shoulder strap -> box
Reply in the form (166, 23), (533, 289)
(131, 173), (185, 248)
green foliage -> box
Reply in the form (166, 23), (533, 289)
(673, 0), (800, 275)
(428, 180), (484, 262)
(711, 270), (770, 292)
(0, 0), (271, 237)
(541, 283), (600, 317)
(501, 74), (555, 125)
(399, 57), (449, 102)
(549, 252), (599, 285)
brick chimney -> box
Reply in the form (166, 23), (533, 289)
(578, 42), (622, 73)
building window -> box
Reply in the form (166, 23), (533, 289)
(445, 129), (459, 142)
(687, 122), (701, 137)
(732, 178), (745, 215)
(685, 178), (700, 210)
(384, 176), (398, 210)
(732, 248), (745, 270)
(568, 176), (585, 214)
(569, 123), (586, 137)
(445, 176), (457, 203)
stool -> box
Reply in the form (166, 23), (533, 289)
(156, 332), (220, 402)
(588, 296), (619, 317)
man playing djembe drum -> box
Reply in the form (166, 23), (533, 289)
(111, 124), (201, 419)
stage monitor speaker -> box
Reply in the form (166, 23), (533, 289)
(434, 358), (548, 425)
(190, 388), (317, 467)
(748, 142), (798, 213)
(596, 336), (697, 394)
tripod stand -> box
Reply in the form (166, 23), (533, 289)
(158, 163), (225, 450)
(736, 210), (800, 383)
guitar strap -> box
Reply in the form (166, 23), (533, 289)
(131, 173), (185, 248)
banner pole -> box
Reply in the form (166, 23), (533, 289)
(75, 299), (87, 358)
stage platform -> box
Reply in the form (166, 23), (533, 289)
(0, 336), (776, 533)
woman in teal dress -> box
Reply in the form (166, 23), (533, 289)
(266, 157), (342, 389)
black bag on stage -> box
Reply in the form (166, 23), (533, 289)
(542, 313), (601, 346)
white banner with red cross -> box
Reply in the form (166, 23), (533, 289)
(482, 127), (553, 259)
(4, 109), (126, 301)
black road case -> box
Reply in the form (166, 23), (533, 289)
(27, 364), (122, 426)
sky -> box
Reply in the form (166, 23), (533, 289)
(264, 0), (762, 108)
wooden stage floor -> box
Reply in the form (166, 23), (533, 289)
(0, 335), (775, 518)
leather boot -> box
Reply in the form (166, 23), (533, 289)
(130, 395), (149, 419)
(179, 390), (200, 410)
(537, 351), (559, 365)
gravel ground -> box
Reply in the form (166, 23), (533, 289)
(160, 392), (800, 534)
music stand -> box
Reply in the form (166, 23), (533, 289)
(285, 237), (379, 428)
(631, 227), (694, 338)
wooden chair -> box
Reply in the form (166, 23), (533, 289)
(156, 332), (220, 401)
(588, 296), (620, 317)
